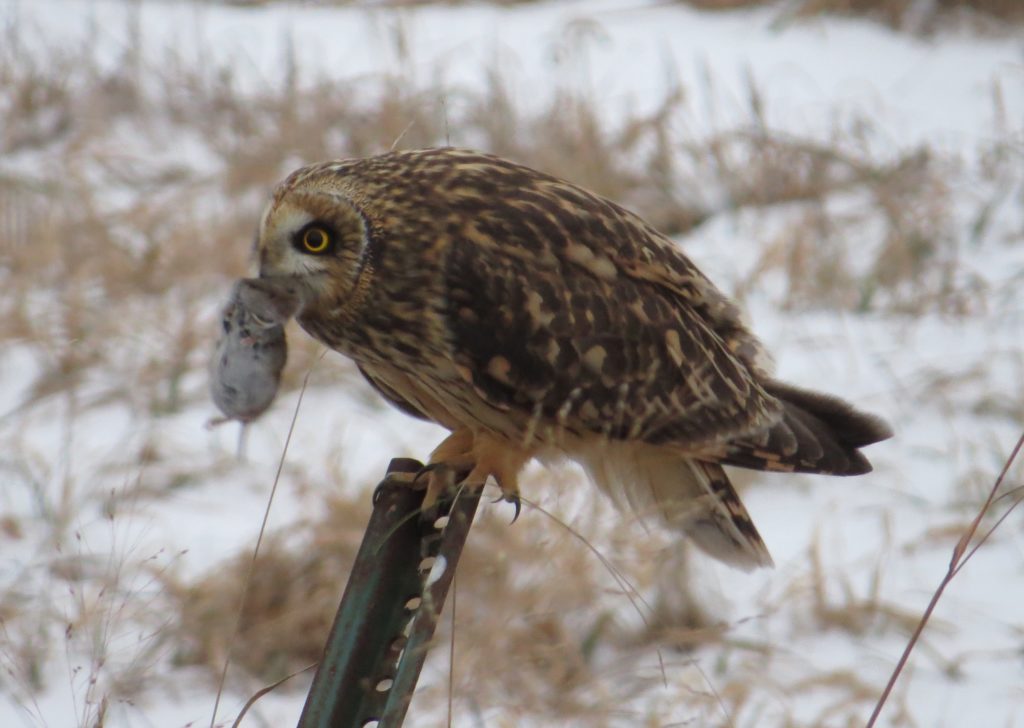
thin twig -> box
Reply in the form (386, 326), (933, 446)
(229, 662), (317, 728)
(390, 119), (416, 152)
(692, 660), (735, 728)
(516, 494), (654, 624)
(866, 430), (1024, 727)
(210, 357), (320, 728)
(448, 570), (457, 728)
(514, 492), (684, 699)
(952, 482), (1024, 578)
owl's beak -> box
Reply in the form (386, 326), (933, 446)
(239, 276), (304, 323)
(255, 242), (288, 280)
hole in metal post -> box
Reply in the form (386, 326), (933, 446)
(419, 556), (435, 572)
(375, 678), (394, 692)
(404, 596), (421, 610)
(433, 515), (449, 530)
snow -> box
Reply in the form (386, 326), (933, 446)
(424, 554), (448, 588)
(1, 0), (1022, 727)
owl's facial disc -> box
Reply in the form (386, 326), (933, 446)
(256, 191), (367, 305)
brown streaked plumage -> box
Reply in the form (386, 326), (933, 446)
(255, 147), (892, 570)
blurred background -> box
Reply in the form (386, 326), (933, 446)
(0, 0), (1022, 725)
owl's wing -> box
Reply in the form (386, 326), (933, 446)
(442, 228), (782, 449)
(356, 363), (432, 421)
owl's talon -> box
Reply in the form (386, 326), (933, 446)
(507, 493), (522, 524)
(423, 465), (456, 511)
(413, 462), (443, 487)
(492, 492), (521, 523)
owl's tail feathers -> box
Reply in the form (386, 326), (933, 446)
(718, 380), (894, 476)
(580, 443), (774, 571)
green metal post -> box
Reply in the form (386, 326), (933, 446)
(297, 458), (480, 728)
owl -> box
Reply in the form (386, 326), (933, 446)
(253, 147), (891, 570)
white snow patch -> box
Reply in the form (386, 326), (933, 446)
(424, 553), (448, 589)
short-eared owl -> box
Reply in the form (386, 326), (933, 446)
(254, 148), (891, 570)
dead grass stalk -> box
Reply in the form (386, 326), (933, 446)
(867, 430), (1024, 726)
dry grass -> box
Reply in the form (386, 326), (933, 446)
(169, 469), (749, 722)
(628, 0), (1023, 34)
(684, 0), (1024, 20)
(167, 493), (371, 682)
(1, 3), (1021, 726)
(202, 0), (1024, 34)
(0, 7), (999, 402)
(778, 0), (1024, 33)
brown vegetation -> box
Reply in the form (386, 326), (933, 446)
(1, 3), (1021, 726)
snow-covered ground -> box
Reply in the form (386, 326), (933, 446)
(10, 0), (1021, 148)
(1, 1), (1023, 726)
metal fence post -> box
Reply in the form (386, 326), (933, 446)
(297, 458), (480, 728)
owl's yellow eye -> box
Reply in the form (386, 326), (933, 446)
(301, 226), (332, 254)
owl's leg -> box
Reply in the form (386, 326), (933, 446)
(428, 427), (476, 465)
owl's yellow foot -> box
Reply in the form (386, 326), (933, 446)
(416, 429), (475, 510)
(418, 429), (528, 520)
(415, 462), (469, 511)
(464, 434), (527, 524)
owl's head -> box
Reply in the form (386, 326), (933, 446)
(254, 166), (370, 313)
